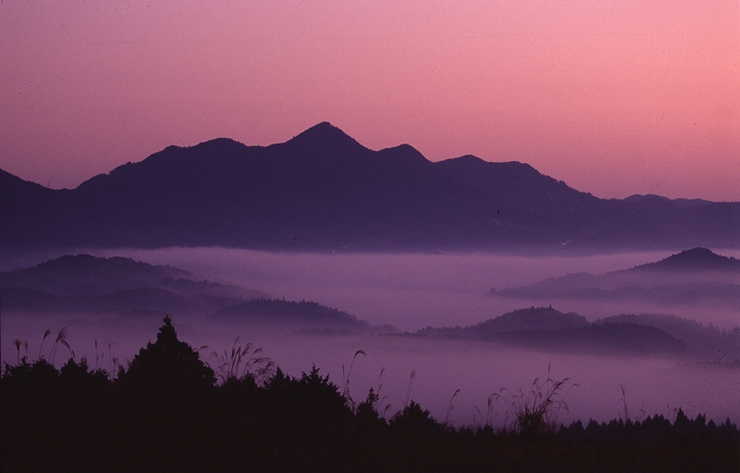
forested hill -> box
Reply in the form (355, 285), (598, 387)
(417, 307), (687, 356)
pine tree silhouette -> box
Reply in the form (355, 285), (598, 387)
(116, 315), (215, 399)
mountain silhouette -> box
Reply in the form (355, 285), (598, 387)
(498, 248), (740, 305)
(2, 122), (738, 251)
(630, 247), (740, 272)
(594, 313), (740, 359)
(211, 298), (376, 333)
(0, 254), (267, 315)
(0, 254), (392, 333)
(483, 322), (686, 355)
(417, 306), (685, 355)
(418, 306), (589, 338)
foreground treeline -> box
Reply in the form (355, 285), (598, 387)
(2, 318), (738, 473)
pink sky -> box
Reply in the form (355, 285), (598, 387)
(1, 1), (738, 201)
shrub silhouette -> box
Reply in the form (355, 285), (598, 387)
(388, 401), (448, 471)
(59, 357), (110, 399)
(210, 337), (275, 385)
(1, 357), (59, 398)
(391, 400), (443, 432)
(259, 366), (356, 471)
(355, 387), (387, 427)
(492, 368), (576, 438)
(1, 356), (114, 472)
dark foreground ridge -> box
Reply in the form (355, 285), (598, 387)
(2, 122), (738, 251)
(2, 317), (737, 473)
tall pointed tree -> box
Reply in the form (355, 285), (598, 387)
(116, 316), (215, 399)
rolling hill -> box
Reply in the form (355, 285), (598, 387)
(0, 254), (391, 334)
(497, 248), (740, 305)
(416, 306), (687, 355)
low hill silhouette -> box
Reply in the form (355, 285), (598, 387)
(630, 247), (740, 273)
(0, 254), (391, 333)
(485, 323), (686, 355)
(2, 122), (738, 251)
(594, 313), (740, 360)
(418, 306), (686, 355)
(0, 254), (266, 315)
(497, 248), (740, 306)
(0, 254), (194, 295)
(211, 298), (378, 333)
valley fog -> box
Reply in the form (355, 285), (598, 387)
(2, 248), (738, 427)
(87, 247), (740, 331)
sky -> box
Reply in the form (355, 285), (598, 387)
(1, 1), (738, 201)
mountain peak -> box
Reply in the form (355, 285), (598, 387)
(285, 122), (367, 154)
(461, 306), (590, 334)
(633, 247), (740, 272)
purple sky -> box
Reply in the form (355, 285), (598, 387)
(1, 1), (738, 201)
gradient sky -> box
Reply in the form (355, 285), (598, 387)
(1, 1), (738, 201)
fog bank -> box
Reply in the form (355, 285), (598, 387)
(2, 247), (738, 427)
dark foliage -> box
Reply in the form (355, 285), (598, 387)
(2, 357), (112, 472)
(2, 317), (738, 473)
(116, 315), (216, 399)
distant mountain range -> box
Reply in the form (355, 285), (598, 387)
(2, 122), (738, 251)
(498, 248), (740, 305)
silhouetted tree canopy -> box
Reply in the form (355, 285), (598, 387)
(116, 315), (215, 399)
(2, 316), (738, 473)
